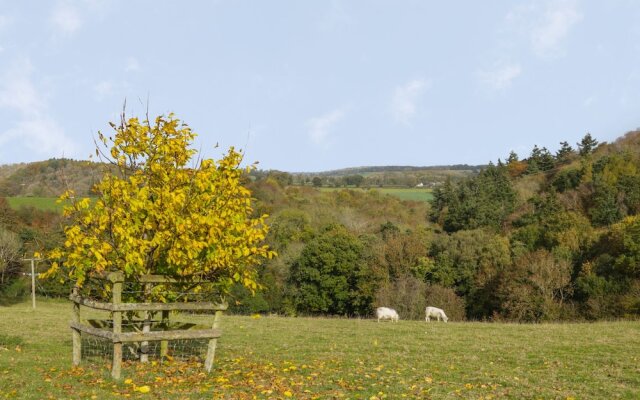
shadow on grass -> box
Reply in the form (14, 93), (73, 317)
(0, 294), (29, 307)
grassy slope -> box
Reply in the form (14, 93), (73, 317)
(5, 197), (63, 212)
(319, 187), (434, 202)
(1, 299), (639, 399)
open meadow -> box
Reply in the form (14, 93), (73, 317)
(1, 299), (639, 399)
(5, 197), (63, 212)
(318, 187), (434, 202)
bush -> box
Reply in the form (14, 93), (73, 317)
(375, 275), (427, 320)
(0, 228), (21, 296)
(424, 284), (466, 321)
(228, 283), (270, 314)
(552, 168), (582, 192)
(0, 278), (29, 303)
(375, 275), (465, 321)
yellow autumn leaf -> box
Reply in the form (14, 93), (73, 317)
(135, 385), (151, 393)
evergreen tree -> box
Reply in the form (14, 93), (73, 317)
(526, 145), (543, 174)
(578, 133), (599, 157)
(431, 165), (517, 233)
(556, 141), (575, 163)
(539, 147), (555, 171)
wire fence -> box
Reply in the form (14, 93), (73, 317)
(81, 333), (209, 364)
(3, 273), (222, 308)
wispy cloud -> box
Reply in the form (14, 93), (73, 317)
(0, 14), (11, 53)
(2, 118), (74, 158)
(531, 0), (582, 57)
(318, 0), (352, 31)
(583, 95), (596, 107)
(0, 14), (11, 30)
(506, 0), (582, 59)
(478, 62), (522, 91)
(0, 61), (46, 114)
(125, 57), (141, 72)
(93, 79), (131, 102)
(307, 108), (346, 146)
(0, 58), (77, 159)
(50, 1), (83, 34)
(391, 78), (429, 125)
(93, 80), (114, 100)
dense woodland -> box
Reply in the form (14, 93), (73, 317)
(1, 131), (640, 321)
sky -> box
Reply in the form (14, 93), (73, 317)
(1, 1), (640, 172)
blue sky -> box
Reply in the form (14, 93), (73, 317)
(1, 1), (640, 172)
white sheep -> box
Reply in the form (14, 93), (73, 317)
(376, 307), (399, 322)
(425, 306), (448, 322)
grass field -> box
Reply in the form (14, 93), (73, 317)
(4, 188), (434, 216)
(5, 197), (63, 212)
(319, 187), (434, 202)
(1, 299), (639, 399)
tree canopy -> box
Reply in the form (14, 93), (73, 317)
(46, 114), (275, 297)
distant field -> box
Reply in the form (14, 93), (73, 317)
(5, 197), (63, 212)
(1, 299), (638, 399)
(4, 189), (434, 215)
(319, 187), (434, 202)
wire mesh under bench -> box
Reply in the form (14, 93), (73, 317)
(70, 272), (228, 379)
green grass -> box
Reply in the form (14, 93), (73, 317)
(5, 197), (63, 212)
(319, 187), (434, 202)
(1, 299), (639, 399)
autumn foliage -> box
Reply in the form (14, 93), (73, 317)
(46, 114), (274, 297)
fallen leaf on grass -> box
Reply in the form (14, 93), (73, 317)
(135, 385), (151, 393)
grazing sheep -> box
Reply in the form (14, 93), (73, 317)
(425, 306), (448, 322)
(376, 307), (399, 322)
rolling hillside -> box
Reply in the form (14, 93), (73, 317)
(0, 159), (476, 201)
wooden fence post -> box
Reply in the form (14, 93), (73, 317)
(109, 272), (124, 380)
(140, 283), (151, 363)
(204, 309), (223, 372)
(71, 286), (81, 366)
(160, 310), (169, 359)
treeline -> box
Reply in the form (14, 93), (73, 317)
(2, 131), (640, 321)
(311, 164), (483, 175)
(251, 167), (475, 189)
(232, 131), (640, 321)
(0, 197), (65, 300)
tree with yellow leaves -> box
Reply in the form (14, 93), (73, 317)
(46, 113), (274, 301)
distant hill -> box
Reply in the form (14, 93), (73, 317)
(0, 158), (107, 197)
(300, 164), (484, 176)
(0, 159), (484, 197)
(251, 164), (483, 189)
